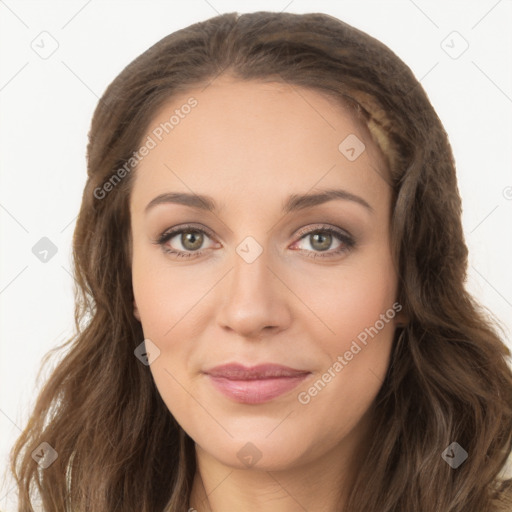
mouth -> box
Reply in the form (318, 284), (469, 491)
(204, 363), (311, 404)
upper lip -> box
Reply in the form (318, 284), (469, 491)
(204, 363), (310, 380)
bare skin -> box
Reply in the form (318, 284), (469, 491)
(130, 76), (405, 511)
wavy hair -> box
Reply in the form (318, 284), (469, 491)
(9, 11), (512, 511)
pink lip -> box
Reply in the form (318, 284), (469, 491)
(204, 364), (311, 404)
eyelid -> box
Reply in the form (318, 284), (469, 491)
(156, 222), (216, 244)
(156, 223), (352, 243)
(155, 222), (355, 258)
(294, 223), (352, 240)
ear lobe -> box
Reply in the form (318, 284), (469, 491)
(133, 299), (141, 322)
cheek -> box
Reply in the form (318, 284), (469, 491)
(293, 251), (398, 350)
(292, 252), (397, 413)
(131, 250), (217, 414)
(132, 261), (205, 428)
(131, 244), (216, 340)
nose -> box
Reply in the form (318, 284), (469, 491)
(216, 241), (292, 340)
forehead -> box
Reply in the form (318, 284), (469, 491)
(130, 77), (391, 215)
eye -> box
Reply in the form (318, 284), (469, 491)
(154, 223), (355, 260)
(291, 225), (355, 259)
(155, 224), (218, 258)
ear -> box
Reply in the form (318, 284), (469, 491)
(133, 298), (141, 322)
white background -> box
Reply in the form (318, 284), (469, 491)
(1, 0), (511, 509)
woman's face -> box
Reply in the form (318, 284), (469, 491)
(130, 76), (402, 471)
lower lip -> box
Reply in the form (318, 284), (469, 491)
(207, 374), (310, 404)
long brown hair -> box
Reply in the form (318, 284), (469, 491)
(10, 11), (512, 511)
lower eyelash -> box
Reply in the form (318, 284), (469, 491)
(156, 225), (355, 259)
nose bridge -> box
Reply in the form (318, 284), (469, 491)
(216, 232), (290, 337)
(231, 234), (270, 295)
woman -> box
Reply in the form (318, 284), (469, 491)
(10, 11), (512, 512)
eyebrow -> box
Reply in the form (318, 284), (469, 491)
(144, 188), (374, 215)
